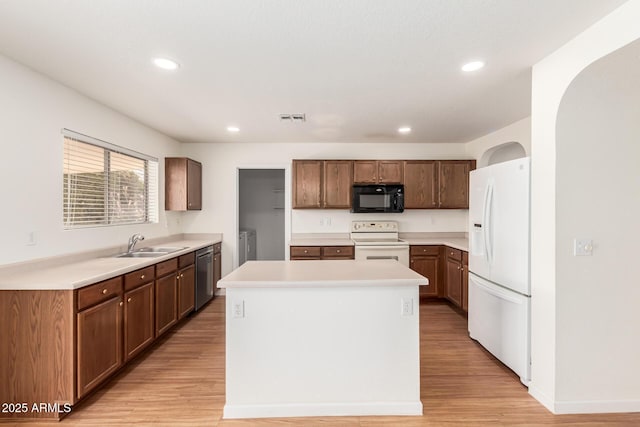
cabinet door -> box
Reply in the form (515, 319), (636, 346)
(178, 264), (195, 319)
(155, 274), (178, 336)
(462, 251), (469, 312)
(438, 160), (475, 208)
(445, 258), (463, 307)
(378, 161), (403, 184)
(353, 160), (378, 184)
(77, 296), (123, 399)
(410, 256), (440, 298)
(323, 160), (353, 208)
(404, 161), (437, 208)
(292, 160), (323, 208)
(124, 282), (155, 361)
(187, 159), (202, 210)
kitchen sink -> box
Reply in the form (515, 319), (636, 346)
(116, 252), (167, 258)
(114, 246), (187, 258)
(137, 246), (187, 253)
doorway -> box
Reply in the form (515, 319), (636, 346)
(238, 169), (285, 265)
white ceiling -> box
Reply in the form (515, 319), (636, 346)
(0, 0), (628, 144)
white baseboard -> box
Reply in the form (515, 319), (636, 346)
(529, 386), (640, 414)
(223, 401), (423, 419)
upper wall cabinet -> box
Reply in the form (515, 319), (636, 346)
(323, 160), (353, 208)
(438, 160), (475, 209)
(292, 160), (323, 208)
(165, 158), (202, 211)
(353, 160), (403, 184)
(404, 161), (438, 209)
(292, 160), (353, 209)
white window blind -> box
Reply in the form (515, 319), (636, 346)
(63, 130), (158, 229)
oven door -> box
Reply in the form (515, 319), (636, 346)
(354, 245), (410, 267)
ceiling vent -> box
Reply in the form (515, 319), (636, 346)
(280, 113), (306, 123)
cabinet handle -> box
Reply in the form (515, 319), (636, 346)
(423, 249), (426, 252)
(127, 297), (132, 303)
(188, 202), (192, 207)
(304, 250), (308, 254)
(141, 274), (145, 280)
(177, 275), (180, 280)
(119, 301), (124, 307)
(102, 289), (107, 294)
(181, 274), (184, 278)
(336, 249), (341, 253)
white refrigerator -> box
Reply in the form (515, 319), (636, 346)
(468, 157), (530, 385)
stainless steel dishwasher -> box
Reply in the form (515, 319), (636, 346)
(195, 245), (214, 311)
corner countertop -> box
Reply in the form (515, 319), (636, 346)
(218, 259), (428, 288)
(0, 234), (222, 291)
(289, 233), (468, 252)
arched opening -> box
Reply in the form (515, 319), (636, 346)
(478, 141), (527, 167)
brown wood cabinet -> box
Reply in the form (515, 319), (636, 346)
(404, 161), (438, 209)
(445, 247), (463, 307)
(155, 269), (178, 337)
(76, 278), (123, 399)
(409, 246), (441, 298)
(438, 160), (475, 209)
(165, 157), (202, 211)
(290, 245), (354, 260)
(292, 160), (323, 208)
(354, 160), (403, 184)
(323, 160), (353, 208)
(177, 258), (195, 320)
(124, 281), (155, 361)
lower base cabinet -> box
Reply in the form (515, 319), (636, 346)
(77, 295), (123, 399)
(178, 264), (195, 319)
(409, 246), (441, 298)
(156, 273), (178, 336)
(124, 282), (155, 361)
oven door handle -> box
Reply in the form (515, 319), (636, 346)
(365, 255), (399, 261)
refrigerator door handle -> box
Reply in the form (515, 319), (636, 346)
(482, 182), (491, 264)
(472, 274), (524, 304)
(485, 182), (495, 265)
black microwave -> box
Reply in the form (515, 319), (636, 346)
(351, 184), (404, 213)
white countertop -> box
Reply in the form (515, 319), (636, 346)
(218, 259), (428, 288)
(0, 235), (222, 291)
(290, 233), (468, 251)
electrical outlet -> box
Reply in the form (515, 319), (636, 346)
(573, 238), (593, 256)
(232, 300), (244, 318)
(401, 297), (413, 316)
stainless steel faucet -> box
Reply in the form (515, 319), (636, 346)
(127, 233), (145, 253)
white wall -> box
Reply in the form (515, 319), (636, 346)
(529, 0), (640, 413)
(0, 54), (183, 265)
(239, 169), (285, 260)
(181, 142), (469, 275)
(555, 39), (640, 410)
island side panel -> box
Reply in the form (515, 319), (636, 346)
(224, 284), (422, 418)
(0, 290), (75, 420)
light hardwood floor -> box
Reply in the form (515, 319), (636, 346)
(11, 297), (640, 426)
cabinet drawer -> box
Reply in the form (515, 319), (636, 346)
(446, 247), (462, 261)
(290, 246), (321, 258)
(156, 257), (178, 277)
(213, 242), (222, 254)
(410, 246), (440, 256)
(124, 266), (155, 291)
(179, 252), (195, 268)
(77, 276), (123, 311)
(322, 246), (354, 258)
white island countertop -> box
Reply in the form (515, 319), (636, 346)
(218, 259), (428, 288)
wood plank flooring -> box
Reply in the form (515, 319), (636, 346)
(9, 297), (640, 426)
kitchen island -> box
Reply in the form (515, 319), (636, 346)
(218, 259), (427, 419)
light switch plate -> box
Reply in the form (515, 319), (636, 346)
(574, 238), (593, 256)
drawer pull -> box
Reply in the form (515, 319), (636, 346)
(304, 250), (308, 253)
(141, 274), (145, 279)
(102, 289), (107, 295)
(336, 249), (341, 253)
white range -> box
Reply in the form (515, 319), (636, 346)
(350, 220), (410, 267)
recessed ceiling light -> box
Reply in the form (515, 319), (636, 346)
(227, 126), (240, 133)
(152, 57), (180, 70)
(462, 61), (485, 72)
(398, 127), (412, 134)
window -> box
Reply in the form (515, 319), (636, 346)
(63, 129), (158, 229)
